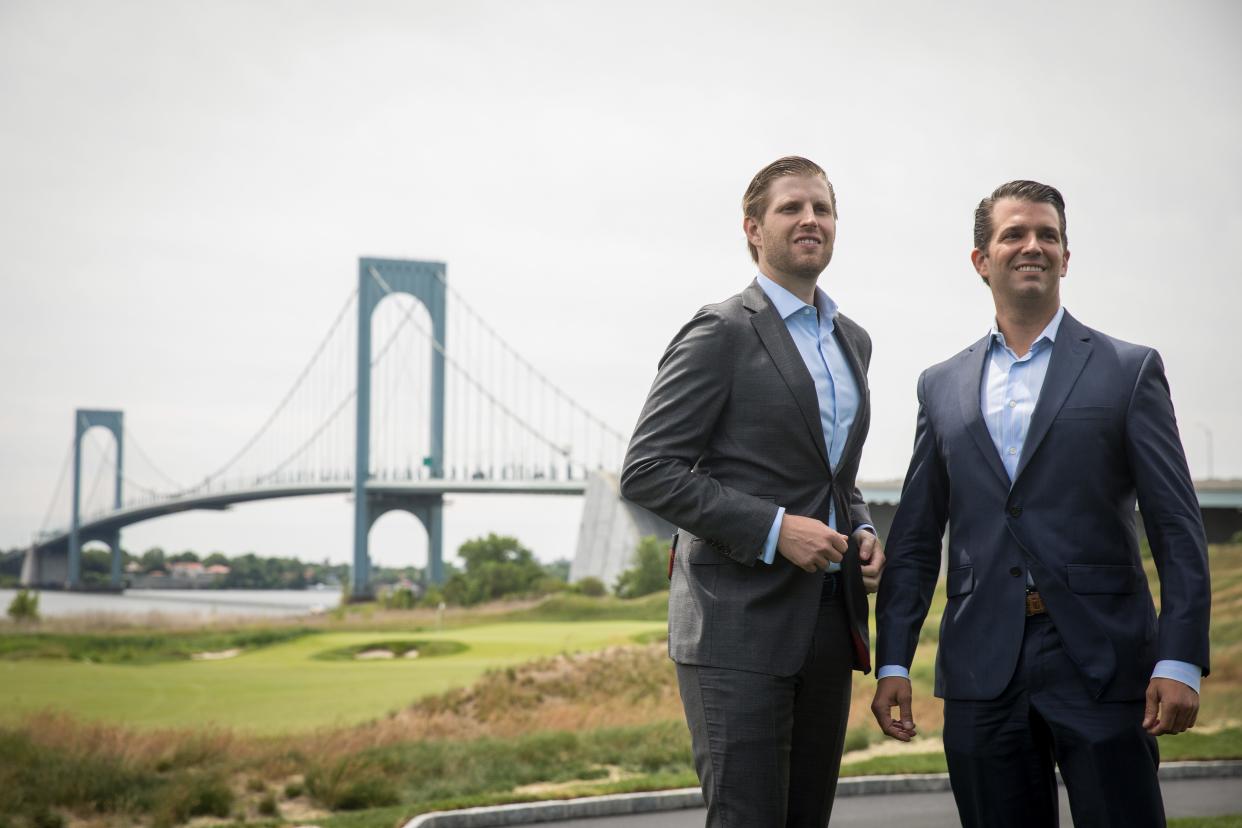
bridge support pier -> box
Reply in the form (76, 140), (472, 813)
(358, 493), (444, 596)
(351, 258), (447, 600)
(69, 409), (124, 591)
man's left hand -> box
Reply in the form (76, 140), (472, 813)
(855, 529), (885, 593)
(1143, 677), (1199, 736)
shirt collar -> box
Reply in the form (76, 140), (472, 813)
(990, 305), (1065, 353)
(756, 273), (838, 328)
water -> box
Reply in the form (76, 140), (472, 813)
(0, 587), (342, 618)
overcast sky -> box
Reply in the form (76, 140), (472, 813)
(3, 0), (1239, 569)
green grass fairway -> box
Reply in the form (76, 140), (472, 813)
(0, 620), (663, 733)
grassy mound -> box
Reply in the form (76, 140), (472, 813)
(0, 627), (314, 664)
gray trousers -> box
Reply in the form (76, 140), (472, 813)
(676, 579), (854, 828)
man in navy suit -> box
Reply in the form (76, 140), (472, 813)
(871, 180), (1211, 826)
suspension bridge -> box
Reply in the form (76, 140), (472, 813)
(23, 258), (629, 598)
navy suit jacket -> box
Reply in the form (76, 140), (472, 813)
(876, 311), (1210, 702)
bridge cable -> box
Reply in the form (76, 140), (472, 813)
(251, 293), (427, 485)
(191, 286), (359, 490)
(80, 429), (115, 518)
(368, 266), (577, 459)
(123, 427), (186, 492)
(430, 269), (626, 442)
(36, 441), (74, 537)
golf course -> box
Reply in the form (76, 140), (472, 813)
(0, 620), (665, 732)
(1, 547), (1239, 827)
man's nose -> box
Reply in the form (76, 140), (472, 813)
(1020, 233), (1042, 253)
(798, 208), (818, 225)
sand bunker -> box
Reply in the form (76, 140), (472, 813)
(191, 648), (242, 661)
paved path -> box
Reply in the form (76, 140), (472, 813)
(532, 777), (1242, 827)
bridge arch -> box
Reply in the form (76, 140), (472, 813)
(366, 500), (437, 578)
(353, 259), (447, 597)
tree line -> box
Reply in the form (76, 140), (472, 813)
(1, 534), (670, 604)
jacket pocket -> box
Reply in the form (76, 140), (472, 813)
(946, 565), (974, 598)
(685, 537), (725, 565)
(1057, 405), (1113, 420)
(1066, 563), (1140, 594)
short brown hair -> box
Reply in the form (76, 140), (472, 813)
(973, 180), (1068, 252)
(742, 156), (835, 263)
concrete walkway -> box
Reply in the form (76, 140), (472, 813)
(404, 761), (1242, 827)
(533, 776), (1242, 826)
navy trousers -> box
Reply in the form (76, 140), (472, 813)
(943, 612), (1165, 827)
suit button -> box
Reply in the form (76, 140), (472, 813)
(1009, 567), (1022, 577)
(1008, 506), (1023, 517)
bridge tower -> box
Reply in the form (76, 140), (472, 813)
(353, 258), (447, 599)
(69, 408), (125, 588)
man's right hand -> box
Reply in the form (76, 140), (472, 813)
(871, 676), (917, 741)
(777, 514), (848, 572)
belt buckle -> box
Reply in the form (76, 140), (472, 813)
(1025, 590), (1046, 616)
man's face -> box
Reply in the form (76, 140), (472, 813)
(971, 198), (1069, 310)
(744, 175), (836, 283)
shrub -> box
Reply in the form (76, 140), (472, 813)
(152, 773), (233, 827)
(419, 585), (446, 607)
(573, 577), (606, 597)
(6, 590), (39, 623)
(306, 757), (399, 810)
(381, 586), (418, 610)
(32, 811), (66, 828)
(614, 536), (669, 599)
(257, 792), (279, 816)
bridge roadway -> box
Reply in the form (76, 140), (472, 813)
(31, 479), (1242, 556)
(32, 478), (589, 552)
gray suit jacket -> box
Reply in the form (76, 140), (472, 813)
(876, 311), (1211, 701)
(621, 280), (874, 676)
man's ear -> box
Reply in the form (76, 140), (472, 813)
(743, 216), (763, 251)
(970, 248), (990, 286)
(1060, 248), (1070, 278)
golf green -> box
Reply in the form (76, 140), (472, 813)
(0, 620), (664, 733)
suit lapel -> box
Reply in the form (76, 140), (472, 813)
(833, 321), (869, 474)
(1013, 311), (1093, 482)
(744, 283), (831, 470)
(958, 333), (1012, 490)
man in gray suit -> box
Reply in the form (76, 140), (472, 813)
(621, 156), (884, 827)
(871, 180), (1211, 826)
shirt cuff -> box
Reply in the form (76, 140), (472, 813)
(854, 524), (876, 536)
(877, 665), (910, 680)
(760, 507), (785, 565)
(1152, 660), (1202, 694)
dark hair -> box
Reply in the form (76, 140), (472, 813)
(973, 180), (1068, 251)
(742, 156), (835, 262)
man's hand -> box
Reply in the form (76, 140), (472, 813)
(778, 514), (848, 572)
(871, 676), (917, 741)
(1143, 677), (1199, 735)
(855, 529), (885, 593)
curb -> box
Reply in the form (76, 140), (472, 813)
(401, 759), (1242, 827)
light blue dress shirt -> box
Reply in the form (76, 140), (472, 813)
(753, 274), (869, 571)
(878, 307), (1200, 692)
